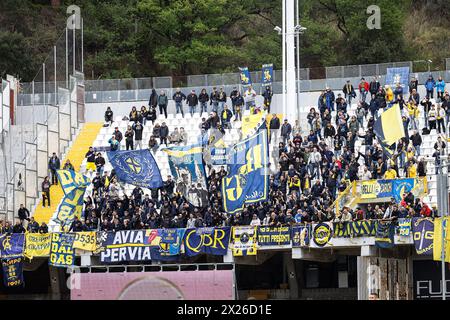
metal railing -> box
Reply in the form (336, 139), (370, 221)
(17, 59), (450, 106)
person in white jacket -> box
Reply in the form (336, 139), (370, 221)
(250, 214), (261, 226)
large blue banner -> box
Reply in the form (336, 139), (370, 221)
(412, 217), (434, 255)
(257, 226), (291, 246)
(239, 67), (252, 86)
(162, 144), (209, 207)
(56, 170), (90, 227)
(222, 129), (269, 214)
(183, 227), (231, 257)
(2, 257), (24, 287)
(99, 230), (154, 263)
(0, 234), (25, 258)
(107, 149), (163, 189)
(261, 64), (273, 85)
(386, 67), (410, 91)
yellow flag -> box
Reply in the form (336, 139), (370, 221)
(24, 233), (51, 259)
(433, 217), (450, 263)
(242, 114), (264, 137)
(72, 232), (97, 251)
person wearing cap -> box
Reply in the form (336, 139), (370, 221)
(425, 74), (436, 99)
(172, 88), (186, 117)
(186, 89), (198, 116)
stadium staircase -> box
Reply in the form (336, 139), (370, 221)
(33, 122), (103, 224)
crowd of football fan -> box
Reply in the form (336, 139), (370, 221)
(4, 75), (449, 233)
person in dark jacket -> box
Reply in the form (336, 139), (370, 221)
(39, 222), (49, 234)
(18, 204), (30, 224)
(369, 94), (379, 119)
(129, 106), (138, 122)
(146, 106), (157, 124)
(409, 77), (418, 94)
(342, 80), (356, 105)
(85, 146), (97, 172)
(369, 77), (380, 96)
(234, 91), (244, 121)
(158, 90), (168, 118)
(48, 153), (60, 185)
(210, 87), (219, 113)
(27, 217), (40, 233)
(68, 216), (83, 232)
(63, 159), (74, 171)
(199, 88), (209, 114)
(229, 87), (239, 114)
(221, 105), (233, 129)
(148, 88), (158, 109)
(160, 122), (169, 145)
(186, 89), (199, 116)
(281, 119), (292, 144)
(42, 176), (51, 207)
(269, 114), (281, 144)
(173, 88), (186, 118)
(95, 153), (106, 175)
(132, 121), (144, 150)
(104, 107), (113, 125)
(12, 221), (25, 233)
(125, 125), (134, 151)
(262, 86), (273, 113)
(113, 127), (123, 143)
(410, 131), (422, 156)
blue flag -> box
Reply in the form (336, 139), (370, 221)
(386, 67), (410, 91)
(222, 128), (269, 214)
(2, 257), (24, 287)
(0, 234), (25, 258)
(239, 67), (252, 86)
(107, 149), (163, 189)
(261, 64), (273, 85)
(55, 170), (90, 227)
(162, 144), (209, 207)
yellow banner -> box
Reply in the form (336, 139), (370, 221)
(24, 233), (51, 259)
(360, 180), (380, 199)
(72, 232), (97, 251)
(433, 217), (450, 263)
(242, 114), (264, 137)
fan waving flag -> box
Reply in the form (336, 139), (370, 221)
(373, 104), (405, 158)
(107, 149), (163, 189)
(222, 126), (269, 214)
(239, 67), (252, 86)
(162, 144), (209, 207)
(55, 170), (90, 227)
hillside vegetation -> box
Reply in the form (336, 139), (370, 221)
(0, 0), (449, 81)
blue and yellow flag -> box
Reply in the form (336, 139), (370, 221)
(55, 170), (90, 227)
(222, 128), (269, 214)
(239, 67), (252, 86)
(373, 104), (405, 158)
(107, 149), (163, 189)
(261, 64), (273, 85)
(162, 144), (208, 207)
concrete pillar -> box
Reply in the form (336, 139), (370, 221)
(357, 256), (412, 300)
(283, 252), (298, 299)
